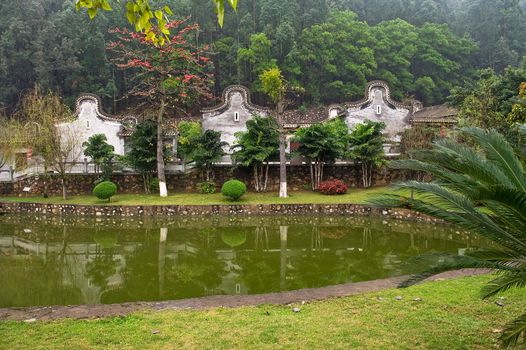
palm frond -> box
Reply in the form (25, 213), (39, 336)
(467, 249), (526, 269)
(481, 271), (526, 299)
(500, 312), (526, 349)
(463, 127), (526, 193)
(398, 254), (497, 288)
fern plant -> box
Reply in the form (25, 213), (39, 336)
(371, 127), (526, 348)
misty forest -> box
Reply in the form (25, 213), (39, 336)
(1, 0), (526, 118)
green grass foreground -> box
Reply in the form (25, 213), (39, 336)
(1, 275), (525, 349)
(0, 187), (395, 206)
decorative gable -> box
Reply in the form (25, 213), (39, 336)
(201, 86), (270, 156)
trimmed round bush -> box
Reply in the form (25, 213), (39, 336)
(221, 179), (246, 201)
(221, 230), (247, 248)
(319, 179), (348, 195)
(93, 181), (118, 202)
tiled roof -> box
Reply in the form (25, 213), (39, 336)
(282, 106), (329, 127)
(411, 105), (458, 124)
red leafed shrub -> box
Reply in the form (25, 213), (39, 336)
(319, 180), (348, 195)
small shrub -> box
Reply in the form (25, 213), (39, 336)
(221, 179), (246, 201)
(197, 181), (216, 194)
(319, 179), (348, 195)
(93, 181), (118, 202)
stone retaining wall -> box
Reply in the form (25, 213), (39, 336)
(0, 201), (440, 223)
(0, 182), (13, 195)
(3, 165), (405, 197)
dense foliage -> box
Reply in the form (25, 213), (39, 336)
(348, 120), (386, 188)
(292, 118), (348, 190)
(231, 115), (279, 192)
(123, 119), (158, 193)
(221, 179), (247, 201)
(318, 179), (348, 195)
(2, 0), (525, 114)
(92, 180), (118, 201)
(190, 130), (227, 181)
(83, 133), (116, 180)
(374, 127), (526, 348)
(177, 121), (202, 165)
(197, 180), (216, 194)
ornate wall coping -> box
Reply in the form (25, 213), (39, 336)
(200, 85), (270, 114)
(75, 93), (138, 126)
(329, 80), (413, 115)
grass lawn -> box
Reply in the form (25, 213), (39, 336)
(0, 187), (397, 206)
(1, 275), (524, 349)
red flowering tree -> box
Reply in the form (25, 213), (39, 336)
(108, 20), (213, 197)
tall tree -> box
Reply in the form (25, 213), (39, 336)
(108, 20), (213, 197)
(82, 134), (116, 179)
(292, 118), (348, 190)
(285, 11), (376, 103)
(348, 120), (386, 188)
(231, 115), (279, 192)
(19, 87), (82, 199)
(123, 119), (158, 193)
(260, 67), (295, 198)
(191, 130), (227, 182)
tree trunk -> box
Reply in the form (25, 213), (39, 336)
(61, 177), (67, 200)
(253, 165), (259, 192)
(310, 161), (315, 190)
(263, 162), (269, 192)
(277, 107), (287, 198)
(157, 97), (168, 197)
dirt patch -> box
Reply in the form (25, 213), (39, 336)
(0, 269), (489, 321)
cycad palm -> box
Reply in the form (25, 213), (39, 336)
(372, 127), (526, 348)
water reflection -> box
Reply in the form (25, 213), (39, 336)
(0, 215), (484, 308)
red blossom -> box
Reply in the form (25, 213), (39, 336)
(183, 74), (197, 83)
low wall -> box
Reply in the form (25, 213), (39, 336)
(3, 165), (405, 197)
(0, 182), (13, 195)
(0, 201), (441, 223)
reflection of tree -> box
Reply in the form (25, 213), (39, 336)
(286, 252), (351, 290)
(102, 229), (226, 304)
(237, 253), (281, 294)
(85, 230), (119, 291)
(0, 255), (82, 307)
(163, 248), (226, 299)
(85, 253), (117, 291)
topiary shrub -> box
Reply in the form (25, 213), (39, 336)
(221, 230), (247, 248)
(197, 181), (216, 194)
(93, 181), (118, 202)
(319, 179), (348, 195)
(221, 179), (246, 201)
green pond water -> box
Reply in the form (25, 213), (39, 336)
(0, 214), (484, 308)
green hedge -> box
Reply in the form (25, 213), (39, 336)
(93, 181), (118, 202)
(221, 179), (246, 201)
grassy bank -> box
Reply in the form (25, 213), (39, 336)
(1, 275), (524, 349)
(0, 187), (396, 206)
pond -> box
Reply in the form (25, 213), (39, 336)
(0, 214), (483, 308)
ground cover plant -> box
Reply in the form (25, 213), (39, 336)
(1, 276), (525, 350)
(0, 188), (393, 206)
